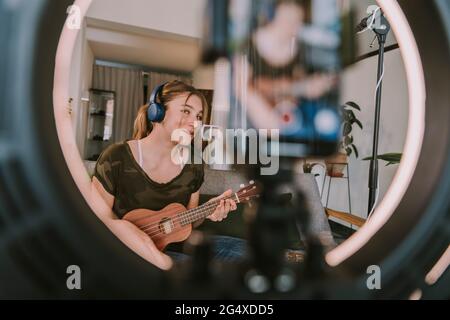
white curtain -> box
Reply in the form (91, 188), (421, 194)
(92, 65), (144, 142)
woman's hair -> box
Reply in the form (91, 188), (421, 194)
(133, 80), (209, 139)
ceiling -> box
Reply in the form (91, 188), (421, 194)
(86, 18), (201, 72)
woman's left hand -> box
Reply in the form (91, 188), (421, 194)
(207, 189), (238, 222)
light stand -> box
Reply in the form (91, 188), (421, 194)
(367, 12), (391, 216)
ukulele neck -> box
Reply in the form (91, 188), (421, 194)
(178, 193), (239, 226)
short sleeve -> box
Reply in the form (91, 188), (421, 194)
(93, 145), (120, 195)
(191, 164), (204, 193)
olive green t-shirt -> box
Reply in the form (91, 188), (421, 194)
(93, 141), (204, 219)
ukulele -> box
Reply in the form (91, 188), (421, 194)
(123, 181), (260, 250)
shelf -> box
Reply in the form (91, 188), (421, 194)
(84, 89), (115, 162)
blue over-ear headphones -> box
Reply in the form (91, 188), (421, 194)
(147, 82), (167, 122)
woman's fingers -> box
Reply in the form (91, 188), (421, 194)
(208, 189), (231, 203)
(230, 199), (237, 210)
(221, 189), (232, 198)
(209, 200), (222, 221)
(207, 190), (238, 222)
(224, 199), (236, 212)
(218, 200), (225, 221)
(224, 200), (231, 214)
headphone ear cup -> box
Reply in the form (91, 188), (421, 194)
(147, 102), (165, 122)
(147, 82), (167, 123)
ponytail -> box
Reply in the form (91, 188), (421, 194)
(133, 104), (153, 139)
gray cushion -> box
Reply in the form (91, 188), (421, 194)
(199, 166), (249, 195)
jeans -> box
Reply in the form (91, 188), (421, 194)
(165, 235), (246, 263)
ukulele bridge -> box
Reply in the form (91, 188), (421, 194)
(159, 217), (174, 234)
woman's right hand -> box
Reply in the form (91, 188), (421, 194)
(107, 219), (173, 270)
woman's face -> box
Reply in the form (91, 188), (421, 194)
(274, 3), (304, 38)
(161, 93), (203, 142)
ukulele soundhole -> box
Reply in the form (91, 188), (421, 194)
(159, 217), (174, 234)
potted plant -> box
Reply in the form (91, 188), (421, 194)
(325, 101), (363, 177)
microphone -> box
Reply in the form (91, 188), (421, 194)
(356, 6), (381, 34)
(355, 16), (370, 33)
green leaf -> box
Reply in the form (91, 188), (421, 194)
(362, 152), (402, 163)
(342, 109), (352, 121)
(378, 154), (402, 162)
(344, 101), (361, 110)
(343, 123), (352, 136)
(344, 135), (352, 145)
(379, 152), (402, 159)
(346, 147), (352, 156)
(353, 118), (363, 129)
(351, 144), (359, 158)
(348, 110), (356, 120)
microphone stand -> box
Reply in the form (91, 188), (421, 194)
(367, 12), (390, 216)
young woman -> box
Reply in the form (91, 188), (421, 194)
(91, 80), (241, 270)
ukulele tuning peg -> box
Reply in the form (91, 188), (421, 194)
(250, 180), (255, 185)
(240, 184), (245, 188)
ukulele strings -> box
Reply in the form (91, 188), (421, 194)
(137, 187), (259, 234)
(138, 193), (240, 235)
(140, 195), (239, 237)
(140, 193), (258, 238)
(143, 193), (260, 238)
(138, 186), (258, 235)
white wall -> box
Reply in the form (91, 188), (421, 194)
(69, 20), (94, 157)
(193, 65), (215, 90)
(68, 22), (83, 133)
(77, 32), (94, 157)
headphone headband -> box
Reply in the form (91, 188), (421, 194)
(149, 82), (166, 106)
